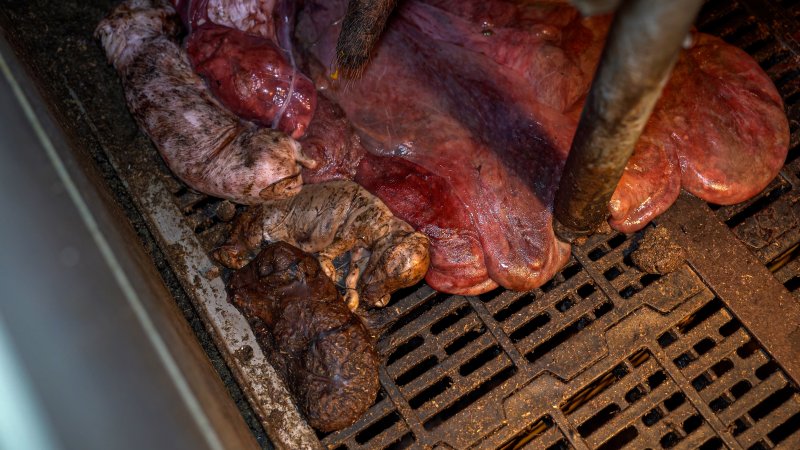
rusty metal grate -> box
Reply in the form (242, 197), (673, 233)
(657, 298), (800, 450)
(1, 0), (800, 449)
(696, 0), (800, 301)
(316, 224), (800, 449)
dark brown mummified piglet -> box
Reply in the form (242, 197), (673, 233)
(228, 242), (380, 432)
(95, 0), (315, 204)
(215, 180), (430, 310)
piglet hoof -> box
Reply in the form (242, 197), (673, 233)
(344, 289), (359, 312)
(374, 294), (390, 308)
(319, 257), (337, 280)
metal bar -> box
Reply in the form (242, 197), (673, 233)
(335, 0), (399, 78)
(554, 0), (704, 240)
(658, 192), (800, 387)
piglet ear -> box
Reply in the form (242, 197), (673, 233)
(374, 294), (390, 308)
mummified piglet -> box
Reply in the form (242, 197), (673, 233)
(215, 180), (430, 310)
(228, 241), (380, 432)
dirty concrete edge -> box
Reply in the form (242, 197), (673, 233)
(138, 182), (322, 450)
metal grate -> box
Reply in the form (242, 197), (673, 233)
(1, 0), (799, 449)
(153, 184), (800, 449)
(316, 227), (800, 449)
(696, 0), (800, 300)
(657, 299), (800, 449)
(560, 349), (712, 450)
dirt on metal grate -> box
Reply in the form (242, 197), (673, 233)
(697, 0), (800, 302)
(1, 0), (799, 449)
(319, 204), (800, 449)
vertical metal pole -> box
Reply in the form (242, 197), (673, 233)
(554, 0), (704, 241)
